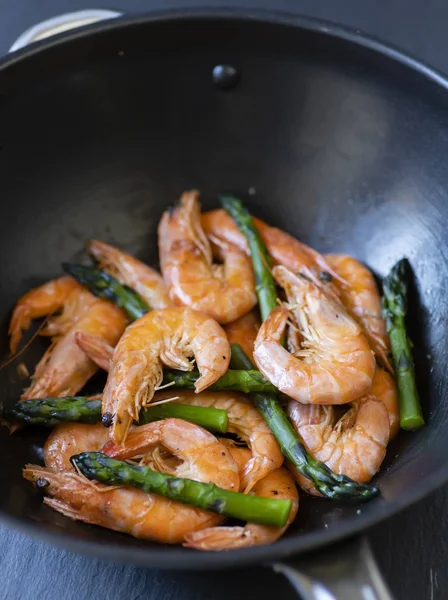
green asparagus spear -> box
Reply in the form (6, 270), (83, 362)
(1, 367), (274, 429)
(382, 259), (424, 431)
(62, 263), (149, 320)
(139, 403), (228, 433)
(1, 396), (102, 427)
(163, 369), (276, 393)
(231, 343), (379, 501)
(220, 194), (277, 321)
(71, 452), (292, 527)
(230, 343), (256, 371)
(1, 397), (228, 433)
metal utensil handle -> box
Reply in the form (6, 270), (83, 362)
(273, 537), (394, 600)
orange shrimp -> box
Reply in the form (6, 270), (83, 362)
(254, 266), (375, 405)
(24, 466), (229, 543)
(77, 309), (262, 376)
(10, 278), (128, 401)
(88, 240), (171, 309)
(325, 254), (393, 372)
(44, 423), (110, 472)
(102, 307), (230, 444)
(9, 276), (83, 353)
(287, 368), (394, 489)
(184, 442), (298, 550)
(153, 389), (283, 492)
(202, 209), (342, 297)
(24, 420), (240, 544)
(158, 191), (257, 323)
(223, 310), (261, 363)
(103, 418), (239, 490)
(21, 293), (127, 401)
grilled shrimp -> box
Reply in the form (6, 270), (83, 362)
(24, 420), (239, 544)
(224, 310), (261, 363)
(184, 442), (298, 550)
(153, 390), (283, 492)
(9, 276), (83, 353)
(14, 280), (128, 401)
(254, 266), (375, 405)
(88, 240), (171, 309)
(325, 254), (393, 372)
(104, 418), (239, 490)
(44, 423), (110, 472)
(77, 309), (261, 373)
(202, 209), (342, 298)
(287, 367), (393, 487)
(102, 307), (230, 444)
(158, 191), (257, 323)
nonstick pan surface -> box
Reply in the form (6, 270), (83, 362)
(0, 10), (447, 571)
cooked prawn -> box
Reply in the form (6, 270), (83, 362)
(104, 418), (239, 489)
(24, 420), (240, 544)
(153, 389), (283, 492)
(20, 288), (127, 401)
(77, 309), (262, 375)
(184, 442), (298, 550)
(44, 423), (110, 472)
(158, 191), (257, 323)
(254, 266), (376, 405)
(287, 369), (391, 487)
(223, 310), (260, 363)
(325, 254), (393, 372)
(88, 240), (171, 309)
(9, 276), (83, 353)
(202, 209), (343, 298)
(102, 307), (230, 444)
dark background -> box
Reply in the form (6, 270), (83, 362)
(0, 2), (446, 599)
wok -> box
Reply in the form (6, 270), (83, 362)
(0, 9), (447, 599)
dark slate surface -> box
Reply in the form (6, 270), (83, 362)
(0, 2), (447, 599)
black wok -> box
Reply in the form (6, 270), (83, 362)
(0, 9), (447, 599)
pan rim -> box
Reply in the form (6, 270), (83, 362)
(1, 7), (447, 568)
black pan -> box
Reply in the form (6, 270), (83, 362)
(0, 9), (447, 599)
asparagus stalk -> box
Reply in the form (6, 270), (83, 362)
(231, 343), (379, 501)
(71, 452), (292, 527)
(382, 259), (424, 431)
(62, 263), (149, 320)
(1, 367), (274, 429)
(163, 369), (276, 393)
(1, 396), (102, 427)
(1, 397), (229, 433)
(222, 199), (380, 500)
(139, 403), (228, 433)
(220, 194), (277, 321)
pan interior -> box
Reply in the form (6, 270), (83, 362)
(0, 14), (447, 566)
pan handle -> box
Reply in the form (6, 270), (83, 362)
(272, 536), (394, 600)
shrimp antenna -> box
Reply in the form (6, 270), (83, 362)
(0, 314), (53, 372)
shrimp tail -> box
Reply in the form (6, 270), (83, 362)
(184, 526), (252, 550)
(75, 332), (114, 372)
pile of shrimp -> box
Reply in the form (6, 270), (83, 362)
(9, 189), (398, 550)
